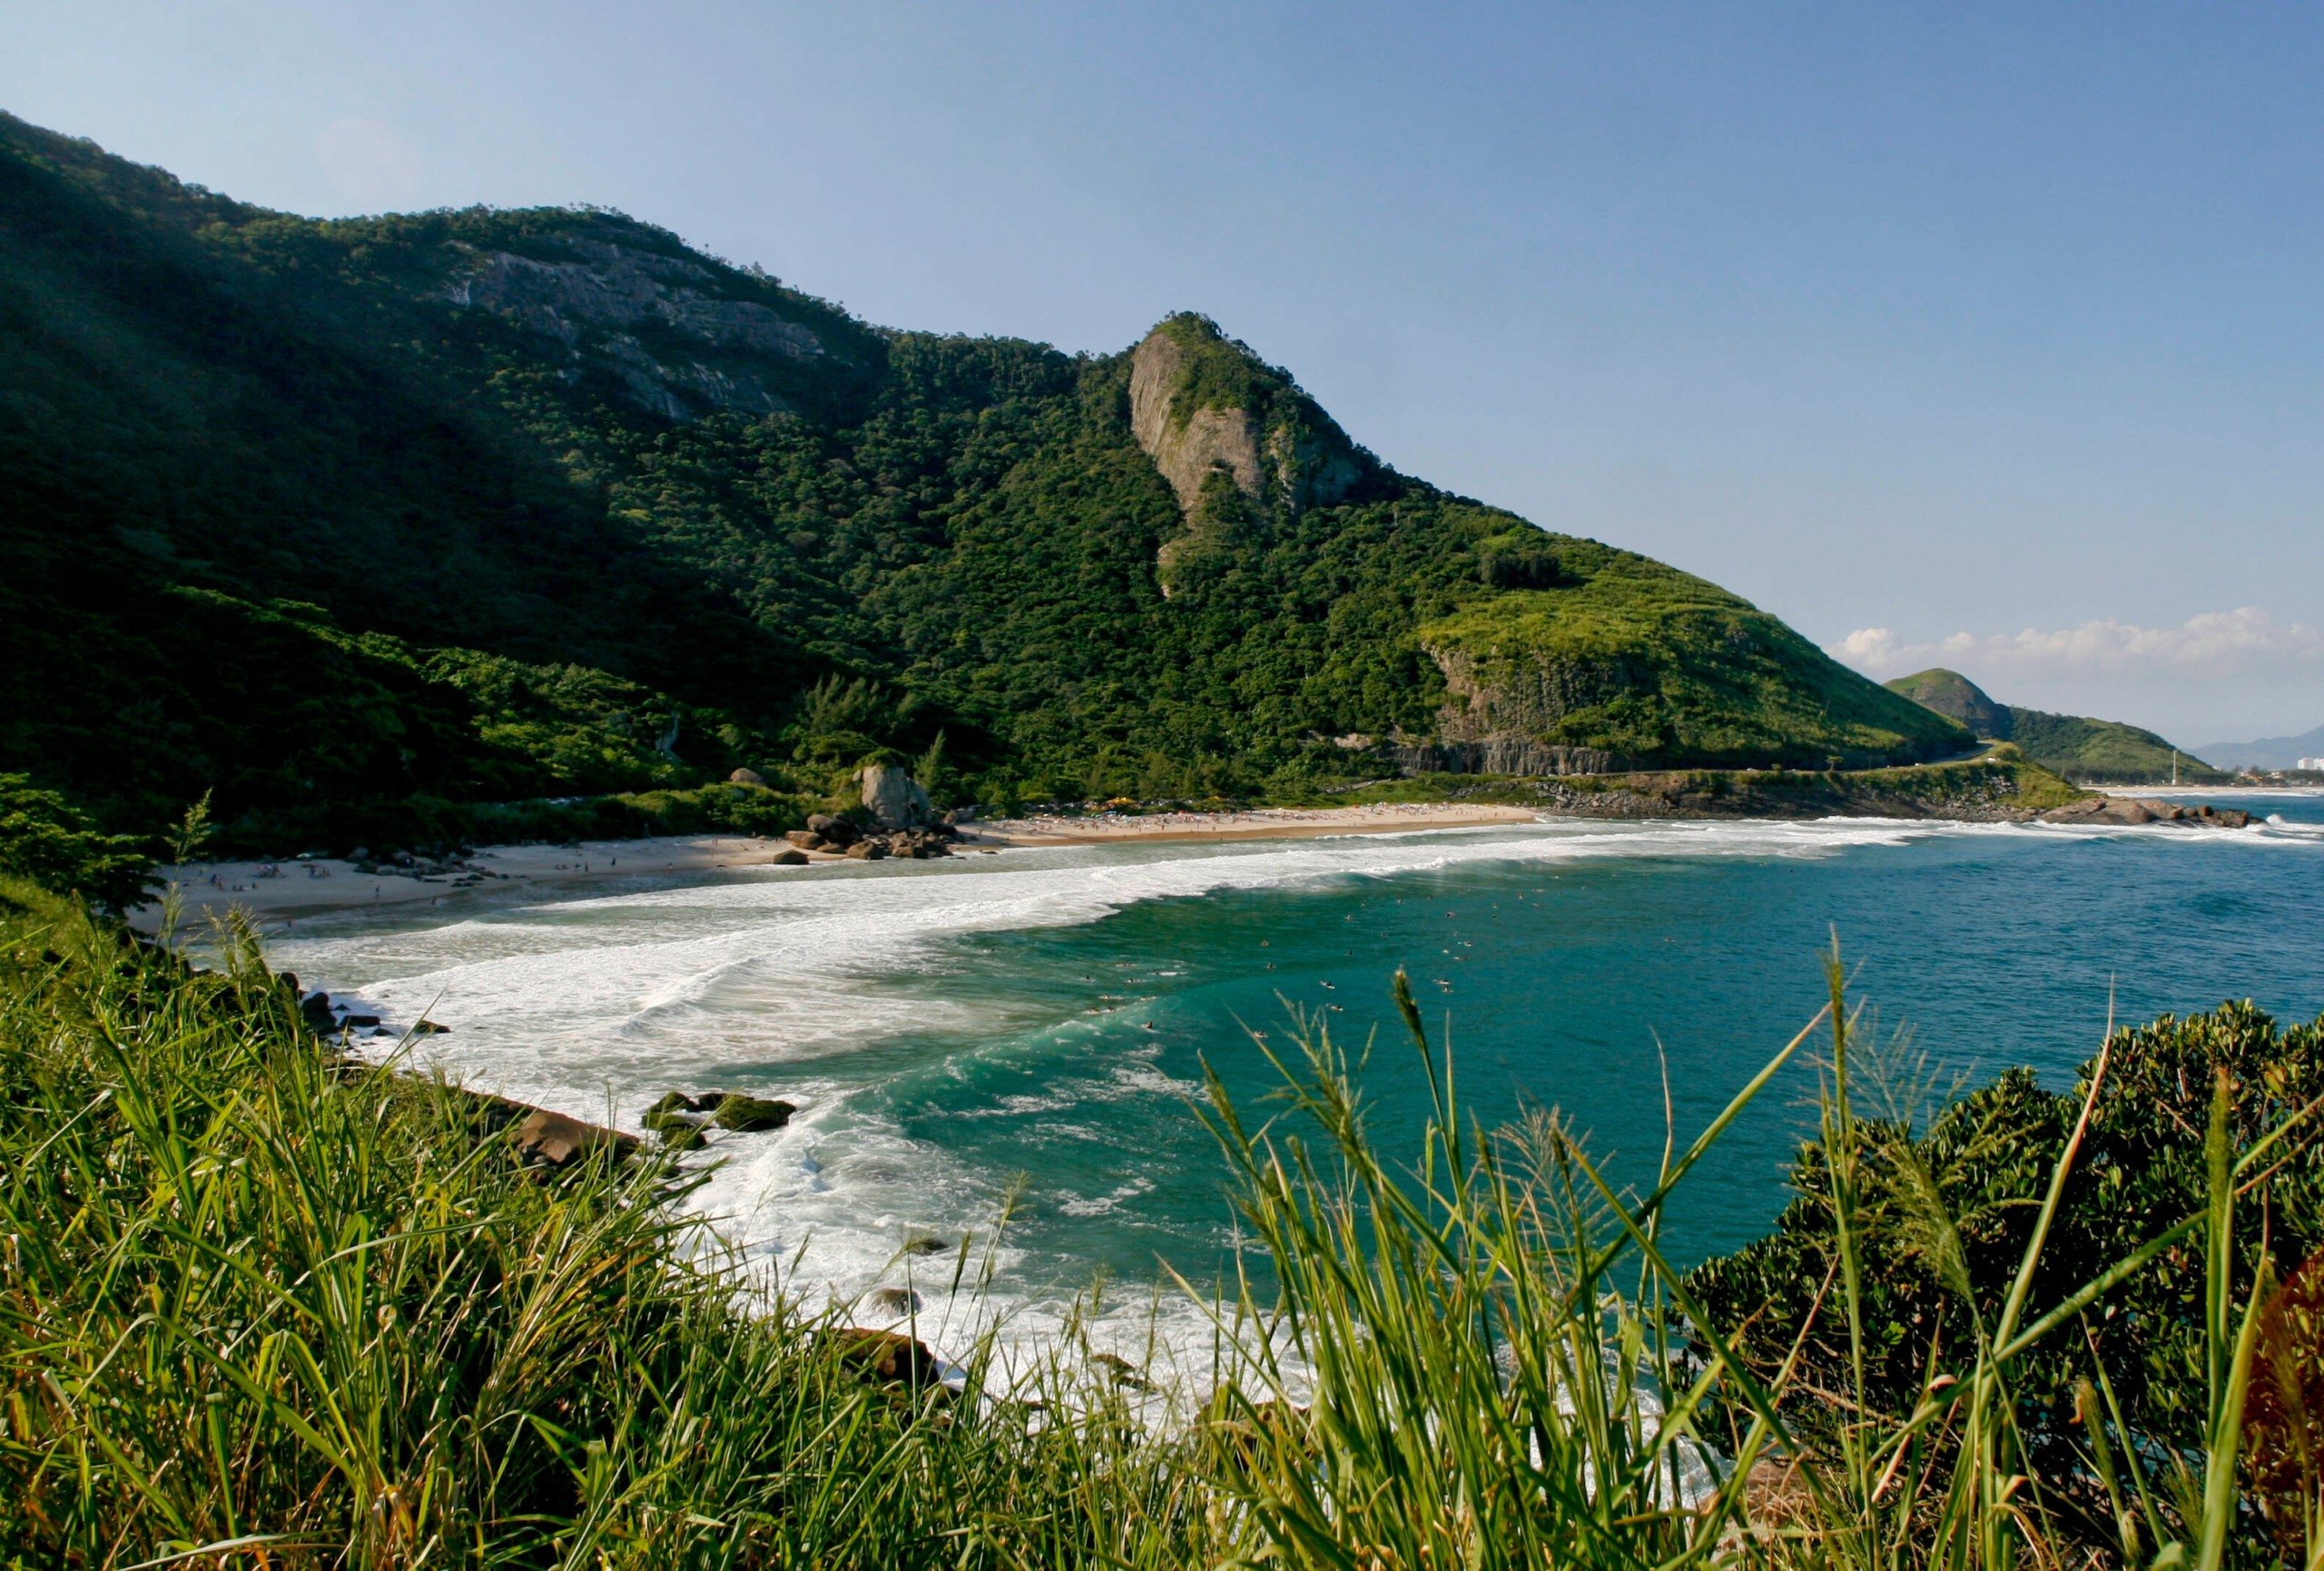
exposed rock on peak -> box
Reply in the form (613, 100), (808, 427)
(1127, 315), (1366, 518)
(439, 230), (860, 421)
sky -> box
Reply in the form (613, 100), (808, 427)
(6, 2), (2320, 747)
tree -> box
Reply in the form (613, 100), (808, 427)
(0, 774), (158, 912)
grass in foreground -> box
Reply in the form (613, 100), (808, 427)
(0, 877), (2313, 1567)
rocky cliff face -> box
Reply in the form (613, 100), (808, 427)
(1425, 642), (1643, 748)
(1128, 329), (1265, 511)
(439, 233), (856, 421)
(1126, 318), (1366, 517)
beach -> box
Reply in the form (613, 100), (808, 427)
(973, 801), (1540, 845)
(132, 835), (827, 932)
(133, 802), (1546, 928)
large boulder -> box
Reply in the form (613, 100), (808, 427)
(858, 763), (933, 830)
(823, 1327), (943, 1388)
(770, 849), (808, 866)
(712, 1094), (795, 1132)
(784, 830), (825, 849)
(729, 767), (768, 787)
(512, 1108), (639, 1167)
(644, 1107), (709, 1150)
(844, 840), (887, 860)
(806, 813), (859, 847)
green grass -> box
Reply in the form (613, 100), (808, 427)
(1884, 670), (2228, 784)
(1419, 540), (1972, 768)
(0, 880), (2306, 1566)
(2004, 706), (2231, 784)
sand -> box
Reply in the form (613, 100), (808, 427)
(131, 803), (1543, 931)
(129, 835), (840, 933)
(972, 800), (1541, 846)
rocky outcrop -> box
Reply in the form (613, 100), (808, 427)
(1427, 643), (1643, 744)
(511, 1107), (639, 1167)
(1126, 318), (1365, 527)
(805, 813), (860, 847)
(2040, 797), (2254, 829)
(1391, 741), (1636, 777)
(822, 1327), (943, 1388)
(1388, 642), (1647, 776)
(438, 233), (852, 421)
(859, 763), (933, 830)
(1129, 329), (1265, 512)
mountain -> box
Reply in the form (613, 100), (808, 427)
(1883, 669), (2226, 784)
(1884, 669), (2010, 742)
(0, 110), (1966, 852)
(2192, 723), (2324, 772)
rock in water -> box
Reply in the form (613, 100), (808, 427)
(712, 1094), (795, 1132)
(843, 840), (887, 860)
(644, 1108), (709, 1150)
(770, 849), (808, 866)
(862, 1285), (921, 1318)
(858, 763), (933, 830)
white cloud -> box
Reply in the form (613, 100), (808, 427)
(317, 117), (422, 211)
(1833, 608), (2324, 682)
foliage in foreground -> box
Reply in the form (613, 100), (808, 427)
(0, 880), (1212, 1568)
(0, 879), (2311, 1567)
(1691, 997), (2324, 1549)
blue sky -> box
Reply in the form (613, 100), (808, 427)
(8, 2), (2320, 746)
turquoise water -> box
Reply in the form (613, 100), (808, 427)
(277, 797), (2324, 1354)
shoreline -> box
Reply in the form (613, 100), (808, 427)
(131, 803), (1546, 928)
(970, 801), (1540, 845)
(131, 835), (836, 932)
(131, 780), (2290, 931)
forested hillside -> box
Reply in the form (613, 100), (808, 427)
(1884, 669), (2224, 783)
(0, 111), (1965, 854)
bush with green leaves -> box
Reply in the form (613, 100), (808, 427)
(0, 773), (155, 910)
(1689, 995), (2324, 1556)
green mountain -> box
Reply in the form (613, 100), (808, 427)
(0, 111), (1965, 852)
(1883, 669), (2224, 784)
(1883, 668), (2010, 741)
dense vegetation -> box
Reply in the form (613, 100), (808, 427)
(2, 109), (1962, 862)
(1422, 542), (1972, 768)
(1690, 996), (2323, 1552)
(1886, 668), (2227, 783)
(0, 881), (2304, 1566)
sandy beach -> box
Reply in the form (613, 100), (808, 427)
(972, 800), (1541, 845)
(131, 835), (839, 933)
(131, 803), (1546, 929)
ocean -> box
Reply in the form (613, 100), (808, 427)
(273, 793), (2324, 1363)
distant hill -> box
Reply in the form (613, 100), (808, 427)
(1883, 669), (2226, 784)
(2193, 723), (2324, 772)
(0, 109), (1965, 852)
(1885, 669), (2009, 741)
